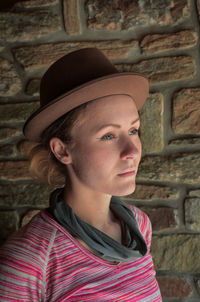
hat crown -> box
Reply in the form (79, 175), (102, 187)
(40, 48), (118, 107)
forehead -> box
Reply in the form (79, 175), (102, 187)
(71, 95), (139, 135)
(85, 94), (139, 120)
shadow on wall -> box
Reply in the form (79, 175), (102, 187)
(0, 0), (22, 11)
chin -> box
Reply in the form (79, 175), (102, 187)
(111, 183), (136, 197)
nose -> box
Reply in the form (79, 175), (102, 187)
(120, 137), (140, 160)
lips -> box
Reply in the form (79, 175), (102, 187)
(118, 169), (136, 177)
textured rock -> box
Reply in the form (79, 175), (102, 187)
(25, 78), (40, 96)
(86, 0), (190, 30)
(0, 8), (61, 42)
(139, 93), (164, 153)
(21, 210), (41, 227)
(172, 88), (200, 134)
(117, 56), (195, 85)
(0, 161), (31, 181)
(0, 127), (20, 143)
(141, 30), (197, 54)
(0, 102), (39, 123)
(0, 183), (50, 207)
(0, 144), (18, 158)
(151, 234), (200, 273)
(0, 57), (21, 96)
(188, 190), (200, 197)
(127, 184), (178, 200)
(137, 153), (200, 185)
(13, 40), (138, 70)
(169, 137), (200, 145)
(0, 211), (18, 242)
(14, 0), (58, 8)
(63, 0), (81, 35)
(157, 276), (191, 298)
(144, 207), (177, 231)
(185, 197), (200, 231)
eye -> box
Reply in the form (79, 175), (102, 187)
(101, 133), (115, 140)
(129, 128), (139, 135)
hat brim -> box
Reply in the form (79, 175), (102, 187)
(23, 73), (149, 142)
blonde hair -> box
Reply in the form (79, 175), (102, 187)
(26, 103), (89, 186)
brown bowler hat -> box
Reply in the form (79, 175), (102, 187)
(23, 48), (149, 142)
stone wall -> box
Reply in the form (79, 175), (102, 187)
(0, 0), (200, 301)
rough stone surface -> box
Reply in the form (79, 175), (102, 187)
(169, 137), (200, 145)
(0, 183), (50, 207)
(0, 57), (21, 96)
(0, 9), (61, 42)
(117, 56), (195, 85)
(185, 197), (200, 231)
(127, 184), (178, 200)
(139, 93), (164, 153)
(172, 88), (200, 134)
(25, 78), (40, 96)
(0, 127), (20, 143)
(188, 190), (200, 197)
(0, 161), (31, 181)
(14, 0), (58, 8)
(0, 144), (18, 158)
(151, 234), (200, 273)
(0, 211), (18, 242)
(86, 0), (190, 30)
(13, 40), (138, 70)
(21, 210), (41, 227)
(157, 276), (191, 298)
(141, 30), (197, 54)
(0, 102), (39, 123)
(63, 0), (81, 35)
(144, 207), (177, 231)
(137, 153), (200, 185)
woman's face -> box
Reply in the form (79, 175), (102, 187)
(67, 95), (142, 196)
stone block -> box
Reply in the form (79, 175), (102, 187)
(0, 144), (18, 158)
(14, 0), (58, 8)
(21, 210), (41, 227)
(0, 160), (31, 181)
(0, 102), (39, 123)
(157, 276), (191, 298)
(151, 234), (200, 273)
(144, 207), (177, 231)
(0, 183), (50, 207)
(137, 153), (200, 185)
(141, 30), (197, 54)
(0, 127), (20, 143)
(117, 56), (195, 85)
(169, 137), (200, 145)
(85, 0), (190, 30)
(0, 57), (21, 96)
(25, 78), (40, 96)
(185, 196), (200, 231)
(13, 40), (138, 71)
(0, 8), (61, 42)
(0, 211), (18, 242)
(139, 93), (164, 153)
(63, 0), (81, 35)
(172, 88), (200, 134)
(127, 184), (178, 200)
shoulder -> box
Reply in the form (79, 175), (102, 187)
(127, 203), (152, 251)
(0, 210), (57, 267)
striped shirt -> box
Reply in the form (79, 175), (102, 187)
(0, 205), (162, 301)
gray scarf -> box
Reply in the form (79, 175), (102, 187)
(48, 188), (147, 262)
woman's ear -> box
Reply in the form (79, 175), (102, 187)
(49, 137), (72, 165)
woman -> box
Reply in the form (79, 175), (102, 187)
(0, 48), (162, 301)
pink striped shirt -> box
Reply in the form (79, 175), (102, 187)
(0, 205), (162, 301)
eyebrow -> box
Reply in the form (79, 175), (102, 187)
(94, 118), (140, 133)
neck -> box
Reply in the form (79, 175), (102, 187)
(63, 183), (116, 231)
